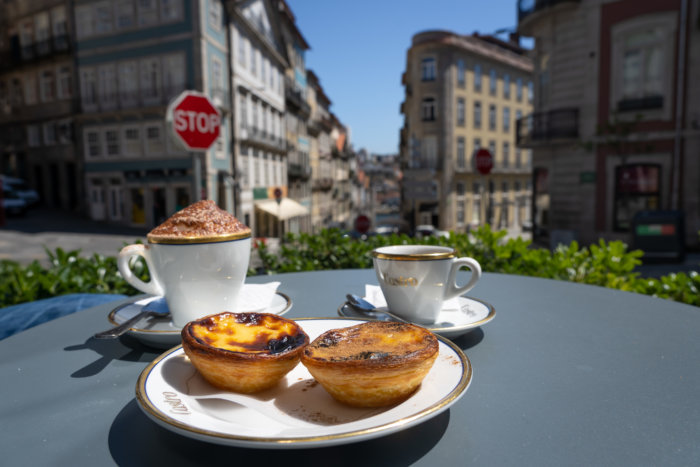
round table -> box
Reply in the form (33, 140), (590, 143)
(1, 270), (699, 465)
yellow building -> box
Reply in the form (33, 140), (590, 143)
(400, 31), (534, 234)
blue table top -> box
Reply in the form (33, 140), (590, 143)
(1, 270), (699, 465)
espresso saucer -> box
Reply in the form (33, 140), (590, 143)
(337, 296), (495, 339)
(106, 292), (292, 349)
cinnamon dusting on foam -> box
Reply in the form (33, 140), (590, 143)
(147, 200), (250, 243)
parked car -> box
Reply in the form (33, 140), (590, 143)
(415, 224), (450, 239)
(2, 188), (28, 216)
(0, 175), (40, 206)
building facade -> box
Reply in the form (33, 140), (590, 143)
(74, 0), (232, 229)
(399, 30), (534, 234)
(0, 0), (80, 211)
(517, 0), (700, 248)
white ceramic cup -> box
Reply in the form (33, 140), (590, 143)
(372, 245), (482, 324)
(118, 235), (251, 328)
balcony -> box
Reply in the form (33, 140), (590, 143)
(81, 84), (191, 113)
(516, 108), (579, 147)
(284, 76), (311, 118)
(312, 177), (333, 191)
(238, 125), (287, 153)
(288, 162), (312, 180)
(518, 0), (580, 34)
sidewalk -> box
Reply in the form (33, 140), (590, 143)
(0, 208), (148, 265)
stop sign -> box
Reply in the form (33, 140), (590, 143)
(167, 91), (221, 151)
(475, 148), (493, 175)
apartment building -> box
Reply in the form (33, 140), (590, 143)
(400, 30), (534, 233)
(74, 0), (232, 228)
(330, 116), (354, 227)
(306, 69), (335, 229)
(228, 0), (291, 237)
(517, 0), (700, 248)
(278, 0), (312, 233)
(0, 0), (79, 211)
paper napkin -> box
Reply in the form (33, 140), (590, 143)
(237, 282), (281, 312)
(364, 284), (460, 311)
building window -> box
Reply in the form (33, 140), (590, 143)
(85, 130), (101, 158)
(40, 70), (54, 102)
(57, 66), (72, 99)
(105, 128), (120, 156)
(145, 123), (164, 155)
(123, 126), (141, 155)
(422, 97), (436, 121)
(161, 0), (183, 22)
(115, 0), (135, 29)
(421, 57), (436, 81)
(250, 44), (257, 76)
(474, 64), (482, 91)
(98, 64), (117, 105)
(527, 81), (534, 103)
(503, 107), (510, 132)
(614, 164), (661, 231)
(56, 119), (73, 144)
(474, 101), (481, 128)
(457, 97), (465, 126)
(27, 125), (41, 147)
(613, 15), (675, 113)
(140, 57), (161, 101)
(118, 61), (138, 104)
(23, 73), (37, 105)
(515, 148), (522, 169)
(502, 142), (510, 168)
(489, 69), (497, 95)
(503, 73), (510, 98)
(472, 138), (481, 169)
(94, 1), (114, 34)
(457, 59), (465, 87)
(75, 4), (94, 38)
(488, 140), (496, 160)
(488, 104), (496, 131)
(516, 77), (523, 101)
(237, 29), (247, 67)
(211, 56), (223, 92)
(138, 0), (158, 26)
(457, 137), (465, 170)
(209, 0), (223, 31)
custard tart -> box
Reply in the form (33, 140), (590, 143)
(300, 321), (439, 407)
(181, 312), (309, 393)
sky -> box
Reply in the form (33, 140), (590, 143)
(287, 0), (530, 155)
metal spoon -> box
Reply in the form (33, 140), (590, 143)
(94, 306), (170, 339)
(345, 294), (411, 324)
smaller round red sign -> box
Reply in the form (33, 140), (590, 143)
(354, 215), (371, 234)
(475, 148), (493, 175)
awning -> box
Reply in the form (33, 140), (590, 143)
(255, 197), (309, 221)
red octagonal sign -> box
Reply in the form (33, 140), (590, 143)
(475, 148), (493, 175)
(167, 91), (221, 151)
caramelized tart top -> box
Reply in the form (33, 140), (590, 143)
(302, 321), (439, 368)
(182, 312), (308, 357)
(147, 200), (251, 244)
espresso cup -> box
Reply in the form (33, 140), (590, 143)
(118, 233), (251, 328)
(372, 245), (481, 324)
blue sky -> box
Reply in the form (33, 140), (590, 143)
(287, 0), (529, 155)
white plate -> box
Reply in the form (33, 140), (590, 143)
(338, 296), (495, 339)
(135, 318), (471, 449)
(107, 292), (292, 349)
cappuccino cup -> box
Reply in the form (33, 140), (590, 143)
(372, 245), (481, 324)
(118, 200), (252, 328)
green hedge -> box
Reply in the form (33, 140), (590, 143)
(0, 226), (698, 308)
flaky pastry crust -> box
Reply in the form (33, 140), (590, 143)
(182, 312), (309, 393)
(301, 321), (439, 407)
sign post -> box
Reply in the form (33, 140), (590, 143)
(166, 91), (222, 202)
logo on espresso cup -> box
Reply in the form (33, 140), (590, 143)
(384, 275), (419, 287)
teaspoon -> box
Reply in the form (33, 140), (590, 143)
(345, 294), (411, 324)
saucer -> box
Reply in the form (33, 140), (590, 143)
(338, 296), (495, 339)
(136, 318), (471, 448)
(106, 292), (292, 349)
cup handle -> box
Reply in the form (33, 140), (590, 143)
(444, 257), (482, 300)
(117, 244), (164, 296)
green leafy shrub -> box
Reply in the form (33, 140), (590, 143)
(0, 226), (698, 308)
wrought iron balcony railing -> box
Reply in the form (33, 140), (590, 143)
(516, 108), (579, 147)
